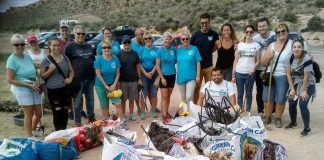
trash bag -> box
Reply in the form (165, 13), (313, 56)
(253, 139), (288, 160)
(35, 139), (79, 160)
(0, 138), (36, 160)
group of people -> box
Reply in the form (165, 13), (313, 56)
(6, 13), (316, 138)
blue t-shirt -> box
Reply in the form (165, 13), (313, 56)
(96, 40), (121, 55)
(176, 45), (202, 84)
(156, 46), (177, 75)
(6, 53), (36, 92)
(131, 38), (144, 54)
(94, 56), (121, 87)
(138, 46), (158, 72)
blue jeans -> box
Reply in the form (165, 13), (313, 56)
(73, 79), (95, 124)
(235, 72), (255, 112)
(288, 85), (315, 129)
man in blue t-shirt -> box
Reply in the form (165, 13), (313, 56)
(131, 28), (145, 113)
(64, 25), (96, 126)
(191, 13), (219, 103)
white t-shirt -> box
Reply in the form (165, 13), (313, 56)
(200, 80), (235, 108)
(266, 40), (292, 76)
(235, 42), (261, 74)
(27, 49), (45, 63)
(253, 31), (276, 70)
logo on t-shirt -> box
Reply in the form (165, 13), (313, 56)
(208, 36), (213, 41)
(111, 62), (116, 68)
(113, 46), (119, 51)
(150, 51), (156, 56)
(188, 50), (194, 56)
(170, 50), (175, 56)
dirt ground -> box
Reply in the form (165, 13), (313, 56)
(0, 35), (323, 159)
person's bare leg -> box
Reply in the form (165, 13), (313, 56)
(161, 88), (169, 117)
(140, 96), (146, 112)
(264, 101), (274, 122)
(32, 105), (42, 131)
(129, 100), (135, 114)
(23, 106), (34, 137)
(101, 107), (109, 119)
(167, 88), (174, 115)
(149, 95), (158, 112)
(135, 99), (141, 112)
(276, 103), (286, 117)
(121, 100), (126, 115)
(115, 104), (123, 118)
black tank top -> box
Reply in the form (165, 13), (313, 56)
(216, 41), (235, 70)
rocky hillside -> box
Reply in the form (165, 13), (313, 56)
(0, 0), (324, 34)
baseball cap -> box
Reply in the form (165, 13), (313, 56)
(122, 35), (131, 43)
(60, 23), (69, 29)
(27, 35), (37, 43)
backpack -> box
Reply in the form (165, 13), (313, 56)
(290, 55), (322, 83)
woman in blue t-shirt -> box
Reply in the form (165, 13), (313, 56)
(6, 34), (42, 137)
(176, 31), (202, 111)
(96, 27), (121, 56)
(156, 32), (177, 124)
(94, 40), (122, 120)
(138, 32), (159, 120)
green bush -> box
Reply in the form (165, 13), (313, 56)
(307, 16), (323, 31)
(315, 0), (324, 7)
(281, 11), (298, 23)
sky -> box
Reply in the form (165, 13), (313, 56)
(0, 0), (39, 13)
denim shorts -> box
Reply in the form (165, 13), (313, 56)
(141, 73), (158, 97)
(263, 75), (289, 104)
(12, 89), (41, 106)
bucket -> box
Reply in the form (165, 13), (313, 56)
(13, 114), (24, 126)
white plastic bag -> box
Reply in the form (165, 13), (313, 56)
(44, 128), (78, 142)
(102, 137), (125, 160)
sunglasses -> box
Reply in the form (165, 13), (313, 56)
(144, 37), (152, 41)
(181, 38), (189, 41)
(102, 46), (112, 50)
(13, 43), (25, 47)
(123, 41), (131, 44)
(245, 30), (254, 34)
(276, 30), (286, 35)
(76, 32), (86, 36)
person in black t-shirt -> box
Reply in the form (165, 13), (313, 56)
(64, 25), (96, 126)
(117, 35), (142, 122)
(191, 13), (219, 103)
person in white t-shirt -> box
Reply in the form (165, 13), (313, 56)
(232, 25), (260, 113)
(197, 67), (236, 108)
(26, 35), (46, 70)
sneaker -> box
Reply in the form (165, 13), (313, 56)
(285, 123), (297, 129)
(129, 114), (138, 122)
(140, 112), (146, 120)
(275, 118), (283, 128)
(300, 128), (311, 137)
(68, 111), (74, 120)
(152, 111), (158, 118)
(81, 110), (88, 119)
(264, 117), (272, 124)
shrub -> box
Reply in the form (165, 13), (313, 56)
(315, 0), (324, 7)
(307, 16), (323, 31)
(281, 11), (298, 23)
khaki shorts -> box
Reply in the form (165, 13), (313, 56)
(196, 66), (213, 88)
(120, 82), (139, 101)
